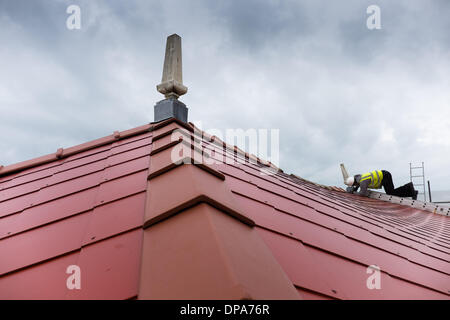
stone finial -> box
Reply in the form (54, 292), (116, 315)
(156, 34), (188, 99)
(154, 34), (189, 123)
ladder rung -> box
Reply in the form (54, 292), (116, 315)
(410, 166), (423, 169)
(410, 175), (424, 178)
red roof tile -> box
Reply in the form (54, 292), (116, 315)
(0, 118), (449, 299)
(0, 126), (152, 299)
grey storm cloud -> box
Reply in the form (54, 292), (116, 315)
(0, 0), (449, 193)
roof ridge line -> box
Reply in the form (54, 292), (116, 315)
(137, 119), (300, 299)
(188, 122), (283, 173)
(0, 123), (154, 178)
(142, 120), (254, 228)
(142, 194), (254, 228)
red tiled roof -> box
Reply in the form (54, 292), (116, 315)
(0, 128), (152, 299)
(0, 118), (449, 299)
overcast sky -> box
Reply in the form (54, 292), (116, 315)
(0, 0), (449, 194)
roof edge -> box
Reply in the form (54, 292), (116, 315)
(290, 174), (450, 217)
(0, 124), (151, 178)
(0, 118), (193, 179)
(368, 190), (450, 216)
(189, 122), (284, 174)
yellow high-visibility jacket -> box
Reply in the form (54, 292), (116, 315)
(360, 170), (384, 189)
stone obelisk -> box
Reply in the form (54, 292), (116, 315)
(154, 34), (188, 123)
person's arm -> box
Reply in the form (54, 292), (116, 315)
(354, 179), (370, 196)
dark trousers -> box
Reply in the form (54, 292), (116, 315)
(381, 170), (414, 197)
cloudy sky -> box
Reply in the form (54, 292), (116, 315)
(0, 0), (449, 196)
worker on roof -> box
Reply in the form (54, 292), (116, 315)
(344, 170), (418, 200)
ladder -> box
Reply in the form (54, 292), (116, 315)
(410, 162), (426, 201)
